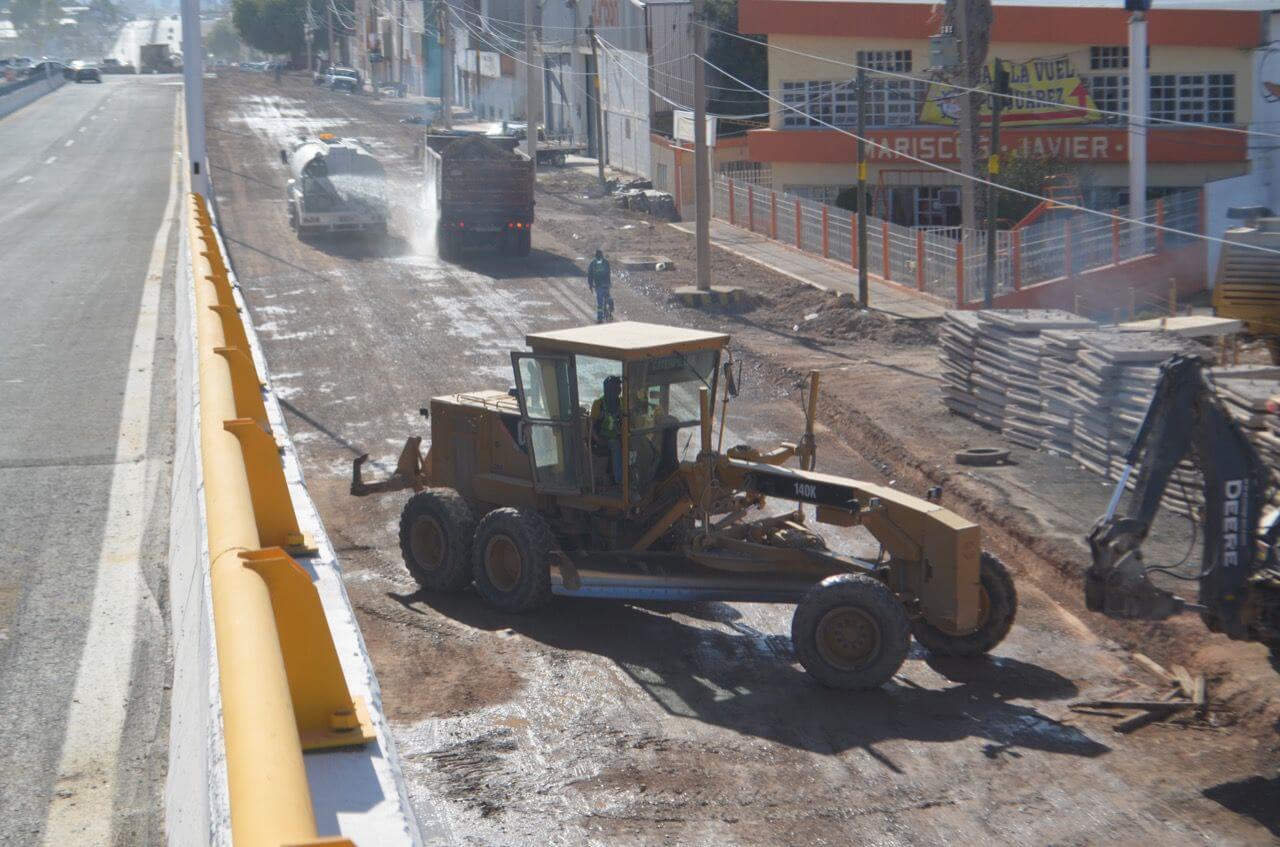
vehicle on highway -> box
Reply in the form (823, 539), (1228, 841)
(25, 60), (64, 78)
(353, 323), (1017, 690)
(72, 62), (102, 83)
(424, 132), (535, 258)
(281, 133), (389, 238)
(140, 43), (178, 73)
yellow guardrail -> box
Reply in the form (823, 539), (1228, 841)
(188, 193), (375, 846)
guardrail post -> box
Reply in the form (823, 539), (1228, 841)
(881, 220), (890, 281)
(794, 199), (803, 249)
(214, 347), (269, 428)
(770, 191), (778, 240)
(915, 229), (926, 291)
(747, 185), (755, 232)
(1155, 198), (1165, 250)
(728, 178), (736, 225)
(1064, 221), (1073, 278)
(821, 205), (829, 258)
(1012, 230), (1022, 291)
(955, 240), (965, 305)
(1111, 209), (1120, 265)
(223, 419), (307, 551)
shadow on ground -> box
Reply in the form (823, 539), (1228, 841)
(388, 588), (1107, 767)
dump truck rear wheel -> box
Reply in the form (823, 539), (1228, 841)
(398, 489), (476, 593)
(911, 552), (1017, 657)
(472, 508), (554, 612)
(791, 574), (910, 690)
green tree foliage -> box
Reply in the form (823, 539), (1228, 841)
(207, 17), (243, 58)
(232, 0), (305, 57)
(703, 0), (765, 117)
(994, 151), (1075, 225)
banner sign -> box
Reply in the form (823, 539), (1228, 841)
(921, 58), (1099, 126)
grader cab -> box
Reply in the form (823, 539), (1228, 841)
(352, 321), (1016, 689)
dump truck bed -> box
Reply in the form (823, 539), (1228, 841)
(424, 134), (534, 226)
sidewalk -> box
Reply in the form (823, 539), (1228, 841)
(671, 220), (946, 320)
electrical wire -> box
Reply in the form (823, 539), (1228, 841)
(701, 24), (1280, 143)
(699, 52), (1280, 259)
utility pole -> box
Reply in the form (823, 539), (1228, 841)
(327, 0), (336, 68)
(524, 0), (539, 164)
(1128, 4), (1148, 250)
(856, 67), (868, 307)
(692, 0), (711, 291)
(948, 0), (991, 232)
(441, 1), (452, 128)
(179, 0), (206, 194)
(305, 0), (313, 75)
(587, 18), (606, 192)
(984, 58), (1007, 309)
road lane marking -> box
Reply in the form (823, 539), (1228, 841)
(43, 156), (56, 164)
(17, 176), (31, 184)
(39, 117), (180, 847)
(64, 139), (74, 147)
(78, 126), (86, 133)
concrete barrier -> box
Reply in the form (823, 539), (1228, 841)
(166, 198), (421, 845)
(0, 73), (65, 119)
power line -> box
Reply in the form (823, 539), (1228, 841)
(701, 24), (1280, 144)
(699, 53), (1280, 259)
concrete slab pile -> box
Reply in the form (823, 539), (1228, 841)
(1038, 330), (1090, 455)
(1214, 369), (1280, 504)
(939, 310), (981, 421)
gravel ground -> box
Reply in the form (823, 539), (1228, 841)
(205, 70), (1278, 846)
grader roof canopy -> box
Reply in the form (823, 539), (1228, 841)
(527, 321), (729, 362)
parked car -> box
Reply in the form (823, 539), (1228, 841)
(74, 63), (102, 83)
(327, 66), (360, 92)
(25, 60), (64, 78)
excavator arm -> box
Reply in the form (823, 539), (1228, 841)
(1085, 355), (1272, 642)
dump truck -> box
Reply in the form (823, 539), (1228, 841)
(139, 43), (177, 74)
(424, 132), (534, 260)
(280, 134), (389, 238)
(352, 321), (1018, 690)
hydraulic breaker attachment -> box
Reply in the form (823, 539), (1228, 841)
(350, 436), (428, 496)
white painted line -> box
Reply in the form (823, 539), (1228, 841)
(5, 379), (22, 383)
(39, 119), (180, 847)
(78, 125), (87, 133)
(64, 139), (74, 147)
(17, 176), (31, 184)
(43, 156), (56, 165)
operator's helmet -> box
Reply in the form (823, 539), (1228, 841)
(595, 249), (604, 259)
(603, 375), (622, 396)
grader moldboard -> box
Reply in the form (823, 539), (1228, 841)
(352, 321), (1017, 688)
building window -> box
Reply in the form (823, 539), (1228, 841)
(1150, 73), (1234, 124)
(784, 78), (924, 129)
(785, 185), (847, 205)
(1089, 46), (1128, 70)
(1084, 75), (1127, 121)
(856, 50), (913, 73)
(781, 80), (832, 128)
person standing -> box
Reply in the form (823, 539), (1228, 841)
(586, 249), (612, 323)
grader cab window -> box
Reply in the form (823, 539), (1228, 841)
(626, 349), (719, 493)
(512, 353), (580, 492)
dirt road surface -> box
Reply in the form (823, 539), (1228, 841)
(206, 71), (1277, 846)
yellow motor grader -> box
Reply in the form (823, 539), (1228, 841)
(352, 321), (1016, 688)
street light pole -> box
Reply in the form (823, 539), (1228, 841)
(180, 0), (206, 195)
(692, 0), (711, 291)
(441, 1), (453, 129)
(524, 0), (539, 164)
(1128, 7), (1148, 251)
(984, 58), (1007, 309)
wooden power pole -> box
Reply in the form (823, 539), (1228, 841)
(692, 0), (711, 291)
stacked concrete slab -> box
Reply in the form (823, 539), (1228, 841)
(939, 310), (982, 423)
(1214, 369), (1280, 503)
(1038, 330), (1090, 455)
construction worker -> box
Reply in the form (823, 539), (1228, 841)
(587, 249), (612, 323)
(590, 375), (624, 485)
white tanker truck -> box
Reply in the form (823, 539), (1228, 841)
(280, 134), (388, 238)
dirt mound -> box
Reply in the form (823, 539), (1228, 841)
(762, 284), (937, 346)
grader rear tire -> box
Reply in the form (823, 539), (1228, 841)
(910, 552), (1017, 657)
(472, 508), (554, 612)
(398, 488), (476, 593)
(791, 574), (910, 690)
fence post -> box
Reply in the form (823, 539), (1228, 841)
(955, 240), (966, 305)
(1012, 230), (1022, 291)
(1198, 188), (1206, 236)
(1111, 209), (1120, 265)
(821, 205), (829, 258)
(1064, 221), (1073, 278)
(881, 220), (890, 281)
(1155, 198), (1166, 250)
(915, 229), (926, 291)
(795, 198), (803, 249)
(727, 178), (736, 226)
(747, 185), (755, 232)
(770, 191), (778, 240)
(674, 164), (682, 218)
(852, 211), (859, 269)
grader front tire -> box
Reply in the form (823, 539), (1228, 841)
(398, 488), (477, 593)
(792, 574), (910, 690)
(911, 552), (1018, 658)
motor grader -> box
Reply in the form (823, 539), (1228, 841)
(352, 321), (1017, 689)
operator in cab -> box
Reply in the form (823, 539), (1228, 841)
(590, 375), (624, 486)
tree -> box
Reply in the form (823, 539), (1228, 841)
(993, 151), (1075, 225)
(208, 17), (243, 58)
(703, 0), (766, 117)
(232, 0), (305, 58)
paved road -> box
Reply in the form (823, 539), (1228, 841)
(0, 76), (177, 845)
(109, 18), (183, 68)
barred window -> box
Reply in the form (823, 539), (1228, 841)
(1150, 74), (1178, 122)
(1149, 73), (1235, 124)
(781, 80), (832, 128)
(783, 77), (926, 129)
(1084, 74), (1128, 121)
(856, 50), (912, 73)
(1089, 46), (1128, 70)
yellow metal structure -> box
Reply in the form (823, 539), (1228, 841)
(189, 194), (374, 846)
(1214, 217), (1280, 348)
